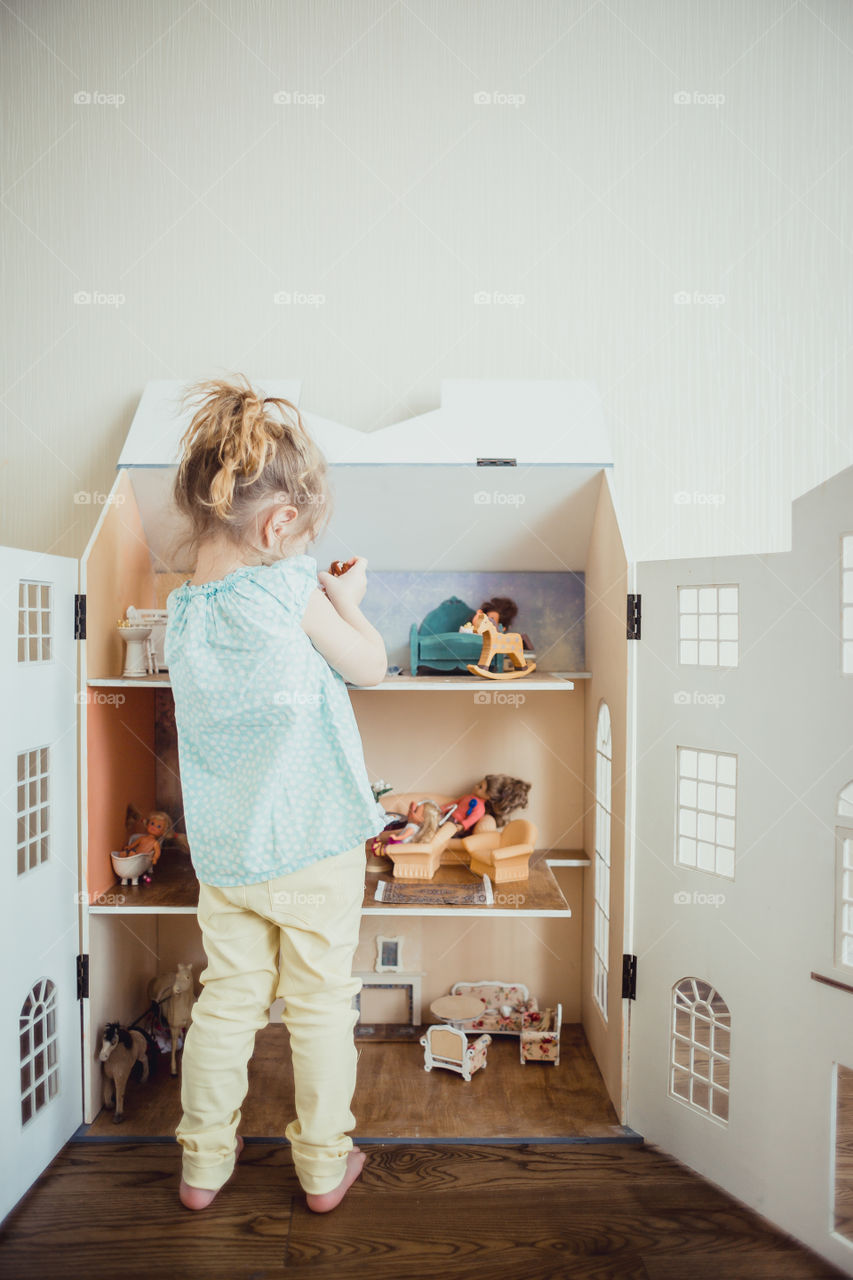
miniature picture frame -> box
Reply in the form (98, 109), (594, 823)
(375, 934), (403, 973)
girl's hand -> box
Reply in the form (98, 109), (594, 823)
(317, 556), (368, 612)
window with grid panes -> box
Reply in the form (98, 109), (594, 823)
(20, 979), (60, 1124)
(670, 978), (730, 1123)
(676, 747), (737, 879)
(678, 585), (738, 667)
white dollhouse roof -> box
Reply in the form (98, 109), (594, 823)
(118, 378), (611, 468)
(118, 379), (616, 572)
(351, 379), (611, 466)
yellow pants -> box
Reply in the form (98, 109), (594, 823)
(175, 841), (366, 1194)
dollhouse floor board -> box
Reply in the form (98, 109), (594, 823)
(0, 1143), (844, 1279)
(91, 850), (572, 913)
(81, 1023), (624, 1140)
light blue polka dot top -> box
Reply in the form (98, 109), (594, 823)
(164, 553), (389, 887)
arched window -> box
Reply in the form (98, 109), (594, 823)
(20, 978), (59, 1125)
(836, 783), (853, 969)
(593, 702), (612, 1020)
(670, 977), (730, 1122)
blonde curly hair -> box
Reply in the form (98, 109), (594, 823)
(171, 374), (331, 567)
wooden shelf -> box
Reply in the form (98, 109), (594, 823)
(87, 674), (171, 687)
(354, 672), (587, 691)
(363, 850), (573, 918)
(87, 671), (590, 690)
(88, 849), (199, 914)
(87, 850), (583, 916)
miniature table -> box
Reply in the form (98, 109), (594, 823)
(429, 994), (483, 1026)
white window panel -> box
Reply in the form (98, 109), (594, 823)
(670, 978), (731, 1124)
(17, 580), (53, 664)
(16, 747), (50, 876)
(676, 747), (738, 880)
(20, 979), (60, 1125)
(678, 584), (739, 668)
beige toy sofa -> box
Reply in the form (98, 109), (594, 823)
(447, 980), (538, 1035)
(374, 815), (538, 883)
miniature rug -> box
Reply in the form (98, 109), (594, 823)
(374, 877), (494, 906)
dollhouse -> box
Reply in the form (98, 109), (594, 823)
(3, 378), (853, 1275)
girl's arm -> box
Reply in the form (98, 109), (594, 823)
(300, 557), (387, 687)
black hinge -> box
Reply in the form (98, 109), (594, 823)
(476, 457), (517, 466)
(627, 593), (641, 640)
(74, 593), (86, 640)
(77, 954), (89, 1000)
(622, 954), (637, 1000)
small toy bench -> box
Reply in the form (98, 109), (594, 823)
(447, 980), (538, 1035)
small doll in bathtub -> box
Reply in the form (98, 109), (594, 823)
(119, 810), (173, 881)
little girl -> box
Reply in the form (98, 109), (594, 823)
(163, 374), (389, 1213)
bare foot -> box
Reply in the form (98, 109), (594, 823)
(179, 1134), (244, 1210)
(305, 1147), (366, 1213)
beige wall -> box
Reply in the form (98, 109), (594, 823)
(3, 1), (852, 566)
(351, 687), (586, 1018)
(354, 869), (584, 1022)
(581, 472), (629, 1110)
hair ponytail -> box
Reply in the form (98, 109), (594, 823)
(171, 374), (330, 568)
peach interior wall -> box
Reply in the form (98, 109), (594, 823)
(84, 470), (157, 679)
(86, 687), (157, 900)
(83, 470), (161, 898)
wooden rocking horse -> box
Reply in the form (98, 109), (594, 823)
(466, 611), (536, 681)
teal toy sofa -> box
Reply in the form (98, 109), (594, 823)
(409, 596), (505, 676)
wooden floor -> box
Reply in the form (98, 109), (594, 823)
(84, 1023), (625, 1140)
(1, 1142), (846, 1279)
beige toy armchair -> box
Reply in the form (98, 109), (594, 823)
(519, 1002), (562, 1065)
(459, 818), (538, 883)
(420, 1024), (492, 1082)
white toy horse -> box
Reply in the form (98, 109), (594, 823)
(148, 962), (195, 1076)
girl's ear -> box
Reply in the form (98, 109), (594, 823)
(262, 502), (299, 548)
